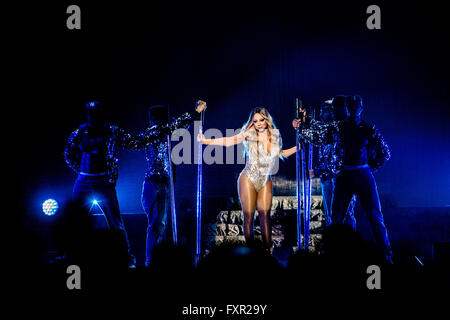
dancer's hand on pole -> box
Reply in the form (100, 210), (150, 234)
(299, 107), (306, 122)
(292, 119), (301, 129)
(196, 100), (207, 113)
(292, 108), (307, 128)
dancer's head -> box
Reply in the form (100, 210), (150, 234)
(86, 101), (105, 127)
(346, 95), (363, 119)
(320, 102), (334, 123)
(242, 107), (276, 133)
(331, 95), (349, 121)
(148, 105), (169, 126)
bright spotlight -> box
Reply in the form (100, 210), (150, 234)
(93, 200), (98, 205)
(42, 199), (59, 216)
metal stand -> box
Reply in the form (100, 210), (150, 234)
(295, 98), (303, 249)
(304, 108), (314, 250)
(167, 136), (178, 245)
(167, 104), (178, 245)
(296, 99), (313, 251)
(195, 110), (205, 265)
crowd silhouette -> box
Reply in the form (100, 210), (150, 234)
(14, 199), (449, 315)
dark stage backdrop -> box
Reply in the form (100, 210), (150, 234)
(16, 1), (449, 219)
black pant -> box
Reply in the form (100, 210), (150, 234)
(72, 174), (135, 263)
(332, 168), (392, 257)
(141, 178), (170, 266)
(321, 177), (356, 228)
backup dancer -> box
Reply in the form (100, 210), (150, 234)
(293, 95), (393, 263)
(65, 100), (205, 267)
(65, 101), (163, 267)
(314, 97), (356, 228)
(142, 101), (206, 266)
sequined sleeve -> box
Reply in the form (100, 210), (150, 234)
(117, 110), (199, 150)
(64, 128), (81, 173)
(314, 144), (334, 180)
(115, 126), (160, 151)
(145, 110), (199, 139)
(164, 110), (199, 135)
(368, 125), (391, 171)
(171, 110), (199, 130)
(299, 119), (338, 146)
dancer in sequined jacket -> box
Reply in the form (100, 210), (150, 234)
(314, 97), (356, 228)
(64, 101), (195, 267)
(142, 101), (206, 266)
(293, 95), (393, 262)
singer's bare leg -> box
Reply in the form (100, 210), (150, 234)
(238, 174), (273, 250)
(257, 180), (273, 250)
(238, 174), (257, 244)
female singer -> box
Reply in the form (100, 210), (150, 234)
(198, 107), (299, 251)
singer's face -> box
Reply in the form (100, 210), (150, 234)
(253, 113), (267, 131)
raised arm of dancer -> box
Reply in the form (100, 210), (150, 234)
(147, 100), (207, 140)
(198, 131), (245, 147)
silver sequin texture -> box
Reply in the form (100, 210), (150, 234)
(299, 118), (391, 176)
(65, 110), (197, 184)
(145, 111), (197, 180)
(240, 129), (282, 192)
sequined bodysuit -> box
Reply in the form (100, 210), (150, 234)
(240, 129), (281, 192)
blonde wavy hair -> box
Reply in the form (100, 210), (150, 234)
(241, 107), (283, 158)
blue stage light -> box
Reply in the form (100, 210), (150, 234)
(42, 199), (59, 216)
(89, 199), (106, 215)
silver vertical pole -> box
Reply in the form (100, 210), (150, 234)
(301, 135), (307, 250)
(295, 98), (303, 250)
(167, 105), (178, 245)
(195, 110), (204, 266)
(167, 135), (178, 245)
(304, 108), (314, 250)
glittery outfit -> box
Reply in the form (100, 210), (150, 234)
(313, 120), (356, 228)
(64, 110), (197, 184)
(144, 110), (198, 181)
(240, 129), (281, 192)
(64, 111), (199, 266)
(65, 122), (166, 265)
(142, 110), (199, 266)
(299, 118), (391, 175)
(300, 117), (392, 258)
